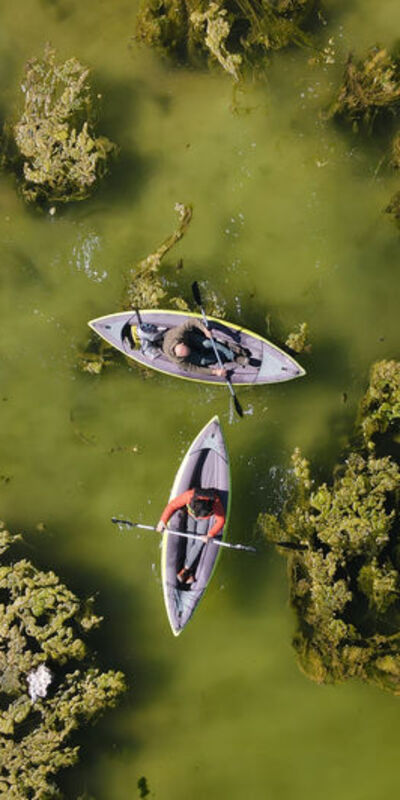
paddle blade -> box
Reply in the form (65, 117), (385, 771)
(111, 517), (134, 528)
(191, 280), (202, 306)
(233, 393), (244, 418)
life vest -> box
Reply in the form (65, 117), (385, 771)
(187, 488), (217, 520)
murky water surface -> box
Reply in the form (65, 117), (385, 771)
(1, 2), (400, 798)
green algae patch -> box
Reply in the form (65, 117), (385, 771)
(328, 47), (400, 130)
(124, 202), (193, 310)
(358, 359), (400, 445)
(0, 524), (125, 799)
(386, 133), (400, 222)
(7, 45), (117, 207)
(135, 0), (317, 81)
(79, 338), (118, 376)
(259, 359), (400, 694)
(123, 203), (227, 317)
(328, 46), (400, 228)
(285, 322), (311, 354)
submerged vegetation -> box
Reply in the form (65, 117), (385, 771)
(135, 0), (317, 80)
(260, 360), (400, 694)
(5, 45), (117, 206)
(0, 524), (125, 798)
(328, 46), (400, 226)
(328, 47), (400, 129)
(285, 322), (311, 354)
(124, 202), (193, 310)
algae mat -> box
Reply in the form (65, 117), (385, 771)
(0, 1), (400, 799)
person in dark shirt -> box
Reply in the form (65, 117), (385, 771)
(162, 318), (249, 376)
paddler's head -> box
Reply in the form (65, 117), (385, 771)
(174, 342), (190, 359)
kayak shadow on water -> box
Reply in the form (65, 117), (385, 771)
(22, 530), (171, 797)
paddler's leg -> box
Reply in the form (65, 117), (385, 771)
(177, 517), (207, 582)
(203, 339), (235, 362)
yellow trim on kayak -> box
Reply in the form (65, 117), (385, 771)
(88, 309), (306, 386)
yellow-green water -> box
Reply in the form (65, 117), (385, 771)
(1, 2), (400, 798)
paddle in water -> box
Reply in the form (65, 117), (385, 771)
(191, 281), (244, 418)
(111, 517), (256, 553)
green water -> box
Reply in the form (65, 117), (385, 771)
(1, 1), (400, 798)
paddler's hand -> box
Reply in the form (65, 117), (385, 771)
(200, 322), (212, 338)
(211, 367), (227, 378)
(156, 520), (165, 533)
(201, 533), (211, 543)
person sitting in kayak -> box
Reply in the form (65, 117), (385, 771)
(162, 318), (249, 376)
(157, 487), (225, 584)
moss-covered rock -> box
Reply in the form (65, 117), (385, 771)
(0, 524), (125, 798)
(260, 359), (400, 694)
(8, 45), (117, 206)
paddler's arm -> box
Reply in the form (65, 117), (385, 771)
(180, 362), (227, 377)
(156, 489), (194, 532)
(181, 317), (211, 337)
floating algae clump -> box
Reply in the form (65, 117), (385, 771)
(358, 359), (400, 445)
(285, 322), (311, 354)
(123, 202), (227, 316)
(386, 132), (400, 222)
(0, 524), (125, 798)
(9, 45), (117, 206)
(124, 202), (193, 310)
(328, 47), (400, 129)
(135, 0), (317, 80)
(259, 360), (400, 694)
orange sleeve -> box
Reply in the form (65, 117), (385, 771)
(160, 489), (194, 525)
(208, 495), (226, 538)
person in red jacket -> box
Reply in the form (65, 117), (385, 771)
(157, 488), (225, 584)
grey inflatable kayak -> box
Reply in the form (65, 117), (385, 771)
(88, 309), (305, 385)
(161, 416), (231, 636)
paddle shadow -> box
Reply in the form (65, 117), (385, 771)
(3, 243), (51, 287)
(39, 0), (75, 20)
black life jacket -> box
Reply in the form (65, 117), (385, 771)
(187, 487), (217, 519)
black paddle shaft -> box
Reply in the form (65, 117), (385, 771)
(191, 282), (243, 418)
